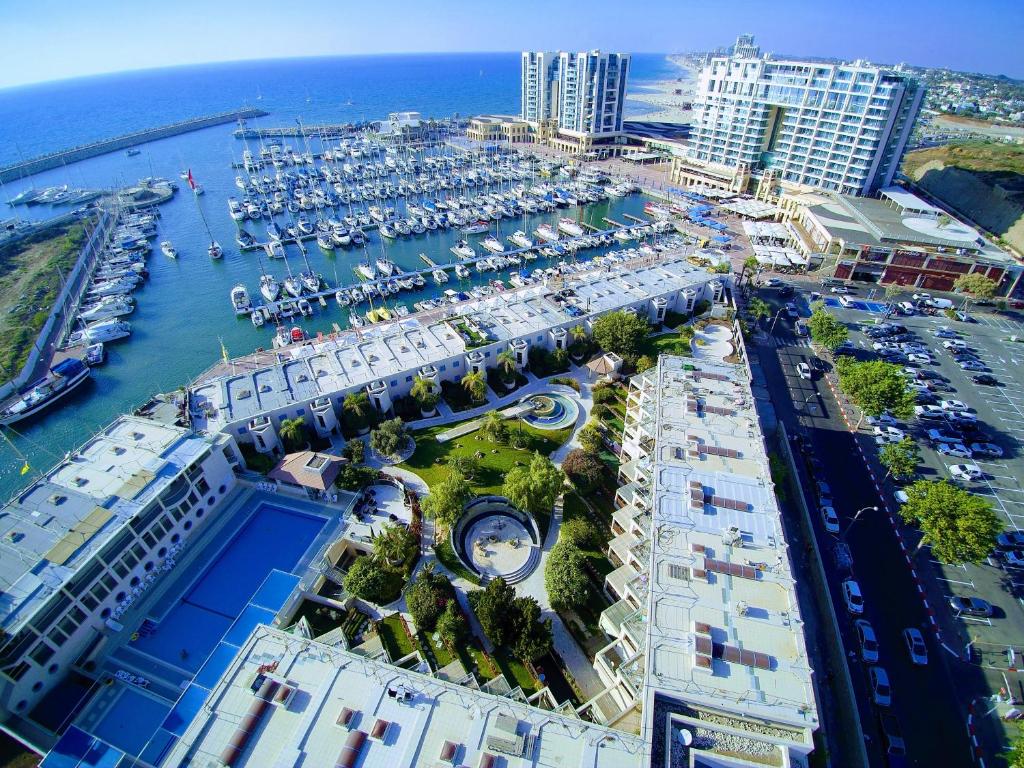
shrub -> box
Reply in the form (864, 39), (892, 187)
(561, 448), (605, 493)
(336, 465), (378, 491)
(343, 557), (402, 604)
(591, 387), (617, 405)
(405, 565), (453, 632)
(370, 417), (409, 458)
(342, 440), (365, 464)
(561, 516), (599, 549)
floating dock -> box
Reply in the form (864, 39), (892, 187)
(0, 108), (269, 183)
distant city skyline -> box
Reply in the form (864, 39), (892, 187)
(1, 0), (1022, 89)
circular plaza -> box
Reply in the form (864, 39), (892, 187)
(519, 392), (579, 430)
(452, 497), (541, 584)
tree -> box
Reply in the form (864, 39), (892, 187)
(461, 370), (487, 403)
(370, 417), (409, 457)
(635, 354), (656, 373)
(508, 596), (552, 661)
(496, 350), (518, 382)
(570, 324), (587, 344)
(405, 565), (452, 632)
(436, 601), (468, 647)
(1002, 722), (1024, 768)
(342, 439), (365, 464)
(954, 273), (997, 307)
(410, 376), (439, 414)
(806, 307), (849, 350)
(343, 557), (399, 603)
(561, 448), (605, 493)
(899, 480), (1002, 565)
(478, 411), (508, 444)
(834, 358), (915, 426)
(344, 392), (371, 432)
(591, 385), (616, 405)
(545, 541), (591, 609)
(503, 453), (565, 518)
(336, 464), (377, 491)
(591, 310), (650, 360)
(561, 516), (600, 549)
(879, 438), (920, 480)
(747, 297), (771, 326)
(473, 577), (517, 647)
(738, 255), (759, 286)
(372, 522), (417, 568)
(577, 420), (604, 454)
(421, 470), (472, 530)
(446, 454), (480, 479)
(279, 417), (307, 452)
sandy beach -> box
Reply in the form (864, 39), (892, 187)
(626, 54), (699, 123)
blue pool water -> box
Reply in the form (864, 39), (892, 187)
(91, 689), (170, 757)
(520, 393), (580, 430)
(130, 504), (326, 672)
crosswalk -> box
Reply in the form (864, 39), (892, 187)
(758, 334), (811, 350)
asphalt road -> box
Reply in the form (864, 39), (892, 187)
(753, 287), (978, 768)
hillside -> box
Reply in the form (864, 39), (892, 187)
(902, 141), (1024, 254)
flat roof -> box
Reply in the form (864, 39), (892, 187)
(624, 357), (818, 736)
(161, 625), (646, 768)
(189, 254), (713, 433)
(0, 416), (212, 631)
(878, 186), (942, 216)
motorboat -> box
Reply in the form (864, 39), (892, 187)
(260, 274), (281, 302)
(317, 232), (336, 250)
(230, 284), (251, 315)
(68, 319), (131, 346)
(481, 235), (505, 254)
(265, 241), (285, 259)
(160, 240), (177, 258)
(298, 298), (313, 316)
(236, 229), (256, 249)
(379, 223), (398, 239)
(84, 343), (105, 366)
(0, 358), (91, 425)
(251, 309), (265, 327)
(450, 239), (475, 260)
(454, 264), (470, 279)
(508, 231), (533, 249)
(80, 299), (133, 322)
(432, 268), (449, 285)
(461, 220), (490, 235)
(335, 289), (351, 307)
(208, 241), (223, 259)
(557, 218), (584, 237)
(349, 311), (365, 327)
(535, 223), (559, 242)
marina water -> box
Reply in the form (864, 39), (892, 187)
(0, 52), (681, 500)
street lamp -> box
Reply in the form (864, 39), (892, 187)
(840, 505), (879, 540)
(769, 308), (786, 335)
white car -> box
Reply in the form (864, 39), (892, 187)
(938, 443), (973, 459)
(842, 579), (865, 615)
(940, 399), (969, 413)
(867, 413), (900, 428)
(874, 426), (906, 444)
(903, 628), (928, 665)
(830, 285), (850, 295)
(856, 619), (880, 662)
(838, 295), (854, 308)
(913, 293), (932, 302)
(915, 405), (945, 420)
(869, 666), (892, 707)
(970, 443), (1003, 458)
(821, 505), (840, 534)
(932, 327), (958, 339)
(906, 353), (933, 364)
(949, 464), (983, 482)
(797, 362), (812, 380)
(942, 339), (968, 350)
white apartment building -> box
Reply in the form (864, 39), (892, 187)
(596, 355), (820, 766)
(0, 416), (241, 724)
(675, 46), (923, 200)
(520, 50), (631, 156)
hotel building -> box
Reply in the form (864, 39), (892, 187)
(593, 355), (820, 764)
(520, 50), (632, 157)
(671, 39), (924, 201)
(188, 255), (725, 451)
(0, 417), (240, 728)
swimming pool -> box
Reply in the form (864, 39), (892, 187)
(130, 504), (327, 672)
(91, 688), (170, 756)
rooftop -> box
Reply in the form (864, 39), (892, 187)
(0, 416), (214, 631)
(189, 255), (713, 433)
(162, 625), (647, 768)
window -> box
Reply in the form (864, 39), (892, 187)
(184, 521), (193, 531)
(405, 376), (412, 383)
(171, 534), (181, 544)
(439, 364), (446, 371)
(218, 484), (226, 495)
(297, 408), (305, 416)
(30, 643), (55, 666)
(452, 361), (459, 368)
(158, 547), (167, 558)
(390, 380), (397, 387)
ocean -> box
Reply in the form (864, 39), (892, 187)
(0, 52), (682, 500)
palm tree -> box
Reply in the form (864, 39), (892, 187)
(461, 370), (487, 403)
(496, 350), (518, 383)
(570, 324), (587, 343)
(343, 392), (371, 432)
(739, 255), (759, 287)
(748, 297), (771, 326)
(410, 376), (438, 413)
(279, 417), (306, 452)
(478, 411), (507, 444)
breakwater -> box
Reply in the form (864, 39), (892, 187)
(0, 108), (268, 183)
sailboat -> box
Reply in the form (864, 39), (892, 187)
(256, 253), (280, 303)
(188, 170), (222, 258)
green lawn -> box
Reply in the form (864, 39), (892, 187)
(435, 539), (480, 584)
(637, 331), (693, 360)
(494, 649), (539, 696)
(400, 420), (572, 496)
(378, 614), (416, 661)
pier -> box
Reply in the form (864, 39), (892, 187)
(234, 123), (365, 140)
(0, 108), (269, 183)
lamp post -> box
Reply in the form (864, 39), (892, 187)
(841, 505), (879, 540)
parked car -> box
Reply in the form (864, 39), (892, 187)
(913, 293), (932, 302)
(838, 295), (854, 308)
(797, 362), (812, 380)
(856, 619), (880, 662)
(942, 339), (968, 350)
(949, 463), (983, 482)
(970, 443), (1003, 458)
(1004, 550), (1024, 567)
(938, 443), (973, 459)
(949, 596), (993, 617)
(906, 353), (933, 364)
(869, 666), (892, 707)
(875, 427), (906, 444)
(868, 413), (900, 428)
(960, 361), (990, 372)
(940, 399), (969, 413)
(842, 579), (865, 614)
(880, 713), (908, 758)
(784, 302), (799, 319)
(928, 429), (965, 445)
(955, 311), (974, 323)
(821, 505), (840, 534)
(996, 532), (1024, 550)
(915, 405), (946, 420)
(932, 327), (958, 339)
(796, 321), (809, 337)
(830, 285), (851, 294)
(972, 374), (1000, 386)
(902, 628), (928, 665)
(765, 278), (784, 288)
(834, 340), (856, 355)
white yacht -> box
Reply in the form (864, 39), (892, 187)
(0, 358), (91, 425)
(357, 261), (377, 281)
(375, 257), (396, 277)
(260, 274), (281, 302)
(450, 239), (476, 260)
(208, 241), (223, 259)
(432, 268), (449, 285)
(454, 264), (471, 279)
(80, 299), (133, 322)
(160, 240), (177, 258)
(230, 284), (252, 315)
(481, 235), (505, 254)
(508, 231), (533, 249)
(251, 309), (265, 328)
(557, 218), (584, 237)
(534, 223), (559, 242)
(68, 319), (131, 346)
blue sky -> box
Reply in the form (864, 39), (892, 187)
(1, 0), (1022, 88)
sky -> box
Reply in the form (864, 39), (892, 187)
(1, 0), (1022, 89)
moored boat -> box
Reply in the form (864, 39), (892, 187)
(0, 358), (91, 425)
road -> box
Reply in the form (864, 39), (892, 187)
(753, 287), (977, 767)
